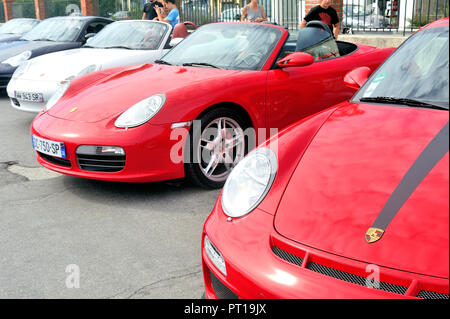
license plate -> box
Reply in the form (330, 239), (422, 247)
(31, 135), (66, 159)
(15, 91), (44, 103)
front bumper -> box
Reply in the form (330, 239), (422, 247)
(7, 77), (58, 112)
(202, 200), (449, 299)
(31, 112), (186, 183)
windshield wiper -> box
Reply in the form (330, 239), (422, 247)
(35, 38), (56, 42)
(359, 96), (448, 111)
(154, 59), (172, 65)
(104, 45), (133, 50)
(182, 62), (222, 69)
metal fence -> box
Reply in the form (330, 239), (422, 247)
(340, 0), (449, 34)
(1, 0), (448, 34)
(179, 0), (448, 34)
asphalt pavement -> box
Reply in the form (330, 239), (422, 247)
(0, 92), (220, 298)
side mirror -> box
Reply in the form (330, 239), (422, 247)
(277, 52), (315, 68)
(84, 33), (96, 42)
(344, 66), (372, 90)
(169, 37), (184, 47)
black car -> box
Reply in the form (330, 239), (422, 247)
(0, 18), (41, 43)
(0, 16), (112, 88)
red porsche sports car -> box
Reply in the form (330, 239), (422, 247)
(31, 21), (393, 188)
(202, 18), (449, 298)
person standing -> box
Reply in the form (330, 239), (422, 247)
(142, 0), (164, 20)
(299, 0), (340, 39)
(241, 0), (267, 22)
(156, 0), (180, 28)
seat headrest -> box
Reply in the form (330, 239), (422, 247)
(172, 23), (189, 39)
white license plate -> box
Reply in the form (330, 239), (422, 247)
(15, 91), (44, 103)
(32, 135), (66, 159)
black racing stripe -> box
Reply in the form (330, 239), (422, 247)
(370, 122), (449, 231)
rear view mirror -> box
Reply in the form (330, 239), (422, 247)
(277, 52), (315, 68)
(344, 66), (372, 90)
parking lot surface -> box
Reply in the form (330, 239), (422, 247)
(0, 93), (220, 298)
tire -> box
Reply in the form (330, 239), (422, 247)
(185, 107), (249, 189)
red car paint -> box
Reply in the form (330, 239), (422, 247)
(30, 22), (393, 183)
(202, 19), (449, 298)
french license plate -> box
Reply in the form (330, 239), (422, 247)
(15, 91), (44, 103)
(31, 135), (66, 159)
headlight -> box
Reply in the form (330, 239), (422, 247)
(12, 61), (30, 78)
(44, 81), (70, 111)
(65, 64), (99, 81)
(114, 94), (166, 128)
(78, 64), (99, 77)
(222, 148), (277, 218)
(3, 50), (32, 67)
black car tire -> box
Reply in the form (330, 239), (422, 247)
(185, 107), (249, 189)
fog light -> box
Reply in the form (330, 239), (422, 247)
(100, 146), (125, 155)
(76, 145), (125, 156)
(204, 235), (227, 276)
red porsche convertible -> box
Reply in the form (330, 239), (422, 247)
(31, 21), (393, 188)
(202, 18), (449, 298)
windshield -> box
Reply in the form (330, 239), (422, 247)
(161, 23), (283, 70)
(86, 21), (168, 50)
(354, 25), (449, 109)
(0, 19), (39, 35)
(21, 18), (84, 42)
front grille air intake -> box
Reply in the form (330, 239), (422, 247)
(306, 261), (409, 295)
(38, 152), (71, 167)
(209, 271), (238, 299)
(272, 246), (303, 266)
(76, 145), (125, 173)
(417, 290), (449, 300)
(272, 245), (417, 296)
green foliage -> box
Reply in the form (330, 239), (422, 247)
(408, 8), (448, 28)
(12, 0), (36, 19)
(99, 0), (120, 18)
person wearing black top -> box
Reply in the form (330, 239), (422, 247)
(142, 0), (164, 20)
(300, 0), (340, 38)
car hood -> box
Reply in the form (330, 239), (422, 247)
(19, 48), (164, 81)
(0, 40), (78, 61)
(48, 64), (240, 123)
(274, 103), (449, 278)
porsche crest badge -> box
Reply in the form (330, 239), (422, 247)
(365, 227), (384, 243)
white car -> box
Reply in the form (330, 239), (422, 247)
(7, 20), (174, 113)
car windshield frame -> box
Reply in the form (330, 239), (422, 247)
(21, 18), (85, 42)
(353, 24), (449, 110)
(160, 22), (284, 71)
(0, 19), (39, 35)
(84, 20), (169, 50)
